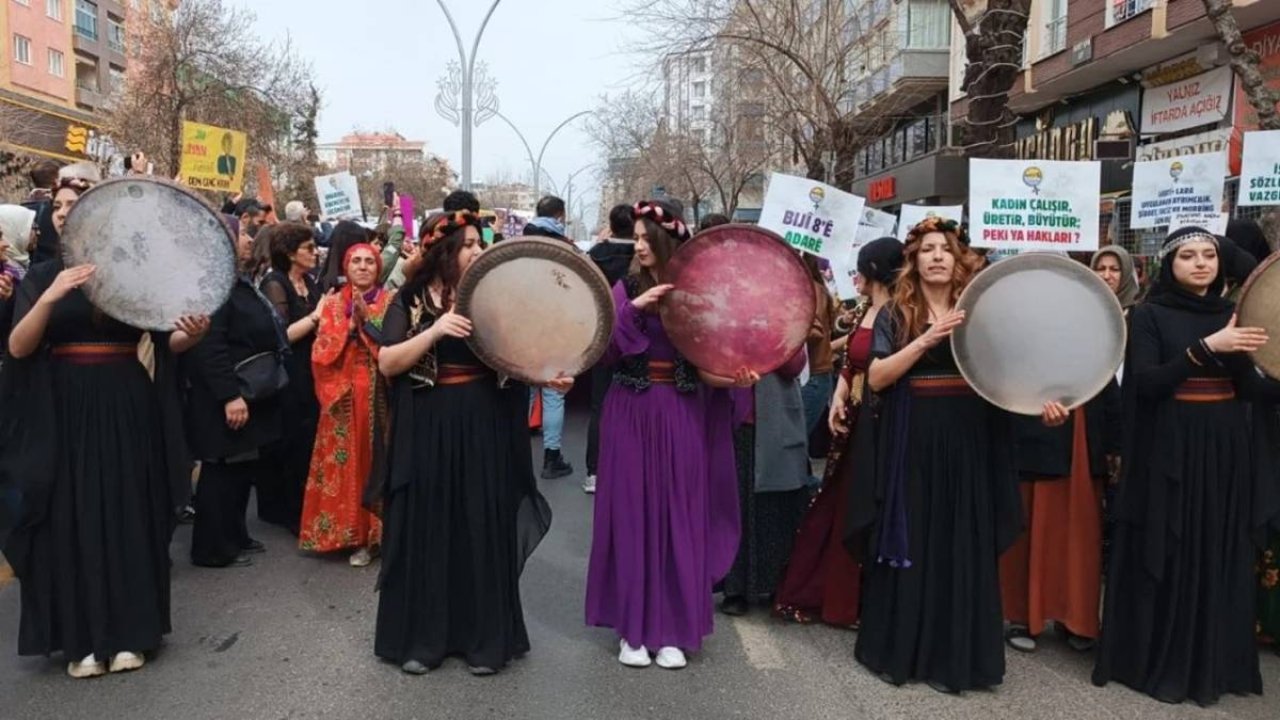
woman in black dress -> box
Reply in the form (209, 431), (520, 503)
(257, 223), (323, 533)
(1093, 226), (1280, 706)
(852, 218), (1023, 694)
(374, 211), (560, 676)
(2, 176), (207, 678)
(185, 216), (285, 569)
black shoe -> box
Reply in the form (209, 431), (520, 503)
(242, 539), (266, 554)
(541, 450), (573, 480)
(927, 679), (958, 695)
(193, 554), (253, 569)
(720, 595), (749, 616)
(468, 665), (497, 676)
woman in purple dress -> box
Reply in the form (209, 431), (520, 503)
(585, 200), (753, 670)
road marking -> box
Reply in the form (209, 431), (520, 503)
(731, 616), (786, 670)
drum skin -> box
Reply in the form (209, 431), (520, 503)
(1238, 251), (1280, 380)
(952, 253), (1126, 415)
(455, 237), (614, 384)
(60, 177), (237, 331)
(659, 224), (815, 377)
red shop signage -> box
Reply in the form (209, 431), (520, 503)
(868, 176), (896, 203)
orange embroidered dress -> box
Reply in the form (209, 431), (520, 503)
(298, 287), (390, 553)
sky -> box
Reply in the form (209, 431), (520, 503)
(237, 0), (639, 222)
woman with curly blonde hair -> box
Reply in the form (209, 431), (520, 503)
(852, 218), (1025, 694)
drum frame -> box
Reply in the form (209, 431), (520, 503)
(1237, 249), (1280, 379)
(455, 237), (614, 384)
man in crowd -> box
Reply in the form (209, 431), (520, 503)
(580, 204), (636, 493)
(24, 160), (61, 264)
(523, 196), (571, 243)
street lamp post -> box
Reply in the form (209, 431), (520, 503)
(491, 110), (594, 198)
(433, 0), (503, 190)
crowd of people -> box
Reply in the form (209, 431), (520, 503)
(0, 158), (1279, 709)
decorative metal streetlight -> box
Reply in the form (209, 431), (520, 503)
(431, 0), (503, 190)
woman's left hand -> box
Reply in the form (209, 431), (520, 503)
(732, 368), (761, 388)
(545, 375), (574, 394)
(1040, 401), (1070, 428)
(0, 274), (12, 301)
(174, 314), (210, 339)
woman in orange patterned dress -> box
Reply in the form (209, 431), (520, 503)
(299, 243), (391, 566)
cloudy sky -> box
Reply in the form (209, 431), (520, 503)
(238, 0), (639, 220)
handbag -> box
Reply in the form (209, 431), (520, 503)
(234, 350), (288, 401)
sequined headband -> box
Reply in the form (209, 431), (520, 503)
(426, 210), (480, 247)
(905, 216), (968, 246)
(1160, 230), (1219, 259)
(634, 201), (691, 243)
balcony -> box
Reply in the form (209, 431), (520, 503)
(848, 47), (950, 128)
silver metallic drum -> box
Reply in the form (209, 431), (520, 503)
(60, 177), (237, 331)
(952, 253), (1126, 415)
(1237, 251), (1280, 380)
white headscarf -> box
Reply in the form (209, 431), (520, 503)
(0, 204), (37, 269)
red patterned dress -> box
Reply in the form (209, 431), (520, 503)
(298, 288), (390, 553)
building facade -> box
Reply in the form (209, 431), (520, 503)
(317, 132), (428, 177)
(950, 0), (1280, 252)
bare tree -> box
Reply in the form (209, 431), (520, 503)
(356, 152), (455, 221)
(1201, 0), (1280, 130)
(103, 0), (314, 181)
(949, 0), (1032, 158)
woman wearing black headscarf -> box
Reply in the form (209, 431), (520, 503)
(1093, 226), (1280, 706)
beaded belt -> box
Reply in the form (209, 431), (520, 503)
(649, 360), (676, 385)
(908, 375), (975, 398)
(1174, 377), (1235, 403)
(51, 342), (136, 365)
(437, 363), (489, 386)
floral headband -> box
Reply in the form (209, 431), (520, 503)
(426, 210), (481, 247)
(905, 216), (969, 247)
(634, 201), (691, 243)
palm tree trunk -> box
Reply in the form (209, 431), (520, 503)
(1202, 0), (1280, 131)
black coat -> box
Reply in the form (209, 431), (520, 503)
(1012, 379), (1122, 479)
(587, 240), (635, 286)
(184, 279), (283, 460)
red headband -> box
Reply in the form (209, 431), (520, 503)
(634, 201), (691, 243)
(426, 210), (481, 247)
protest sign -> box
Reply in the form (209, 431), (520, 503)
(759, 172), (865, 262)
(1131, 152), (1225, 229)
(969, 159), (1101, 252)
(1238, 130), (1280, 207)
(314, 172), (363, 220)
(1141, 65), (1232, 135)
(399, 194), (416, 239)
(1169, 212), (1229, 235)
(179, 121), (247, 193)
(897, 204), (964, 240)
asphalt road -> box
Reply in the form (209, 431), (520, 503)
(2, 410), (1278, 720)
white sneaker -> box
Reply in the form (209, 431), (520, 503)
(108, 651), (145, 673)
(350, 548), (374, 567)
(618, 640), (651, 668)
(582, 475), (597, 494)
(655, 646), (687, 670)
(67, 654), (106, 679)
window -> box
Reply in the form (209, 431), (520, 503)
(108, 63), (125, 90)
(48, 48), (64, 76)
(903, 0), (949, 50)
(74, 0), (97, 40)
(13, 35), (31, 65)
(46, 0), (62, 20)
(690, 55), (706, 73)
(691, 105), (706, 122)
(693, 81), (706, 99)
(1040, 0), (1068, 58)
(75, 57), (97, 91)
(107, 18), (124, 53)
(1105, 0), (1154, 29)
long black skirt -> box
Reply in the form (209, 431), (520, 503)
(14, 359), (172, 659)
(374, 378), (551, 671)
(256, 350), (317, 534)
(855, 391), (1015, 691)
(1092, 402), (1262, 706)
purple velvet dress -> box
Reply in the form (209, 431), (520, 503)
(585, 281), (740, 651)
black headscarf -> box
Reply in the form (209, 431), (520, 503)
(1226, 218), (1272, 265)
(856, 236), (904, 286)
(1145, 226), (1233, 314)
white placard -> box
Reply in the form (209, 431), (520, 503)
(1130, 152), (1226, 229)
(314, 172), (363, 220)
(1135, 127), (1234, 163)
(1238, 130), (1280, 207)
(968, 159), (1102, 252)
(1169, 212), (1229, 235)
(830, 243), (859, 300)
(897, 204), (965, 240)
(759, 172), (866, 262)
(1141, 65), (1233, 135)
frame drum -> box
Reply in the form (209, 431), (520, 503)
(60, 177), (237, 331)
(455, 237), (614, 384)
(660, 224), (815, 377)
(1237, 251), (1280, 379)
(952, 253), (1126, 415)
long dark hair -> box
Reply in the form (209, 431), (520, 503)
(628, 216), (680, 295)
(319, 220), (372, 290)
(406, 224), (473, 312)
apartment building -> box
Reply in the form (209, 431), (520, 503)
(950, 0), (1280, 250)
(662, 46), (715, 141)
(316, 132), (429, 176)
